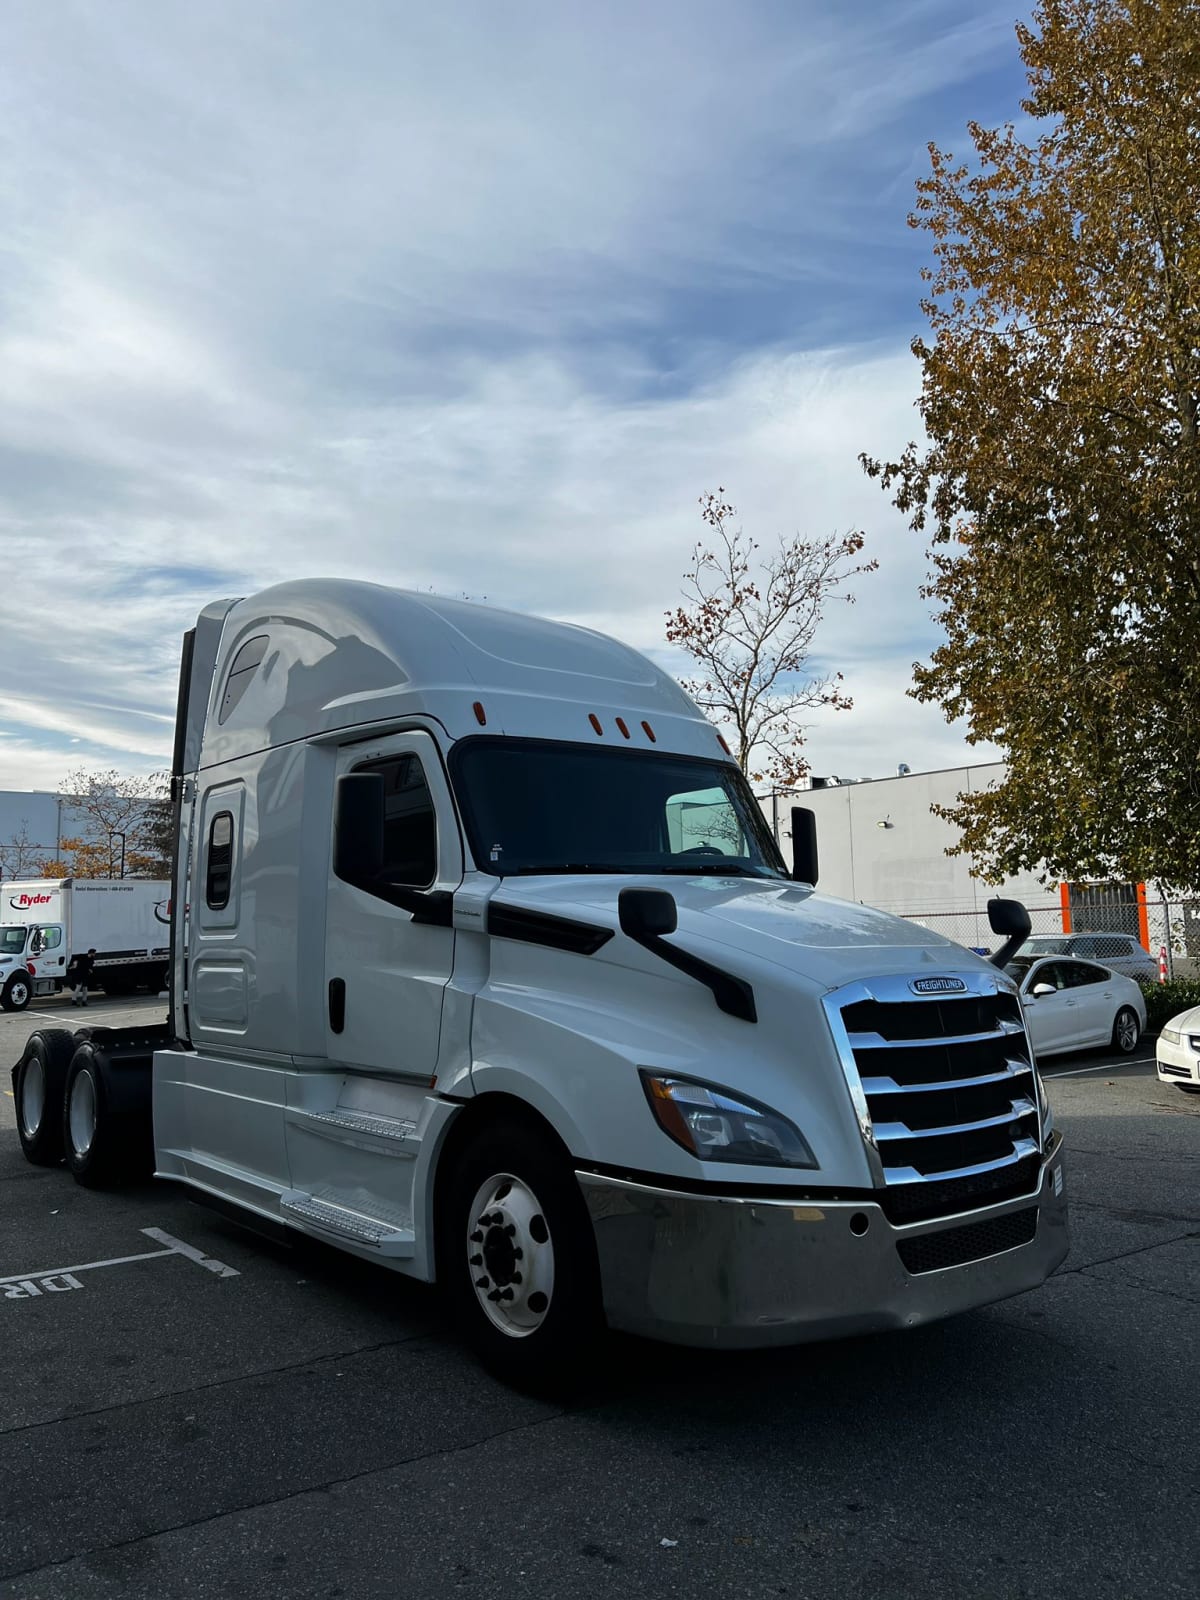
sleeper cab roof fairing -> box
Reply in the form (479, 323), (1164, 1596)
(194, 579), (726, 767)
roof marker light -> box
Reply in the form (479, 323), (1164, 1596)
(641, 720), (657, 743)
(589, 713), (604, 735)
(615, 717), (631, 739)
(473, 702), (487, 726)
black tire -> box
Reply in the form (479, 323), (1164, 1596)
(2, 973), (33, 1013)
(1112, 1006), (1141, 1055)
(12, 1029), (76, 1165)
(437, 1118), (604, 1391)
(61, 1042), (153, 1188)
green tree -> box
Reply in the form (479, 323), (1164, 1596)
(862, 0), (1200, 888)
(666, 491), (875, 785)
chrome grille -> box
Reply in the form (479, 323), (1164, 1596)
(824, 972), (1043, 1222)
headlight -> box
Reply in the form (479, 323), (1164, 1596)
(640, 1072), (817, 1168)
(1161, 1026), (1182, 1045)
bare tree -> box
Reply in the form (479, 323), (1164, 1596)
(51, 770), (173, 879)
(0, 822), (51, 880)
(665, 491), (876, 785)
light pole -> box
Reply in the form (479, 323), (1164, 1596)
(109, 832), (126, 879)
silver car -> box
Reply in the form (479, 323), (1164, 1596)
(1005, 955), (1147, 1059)
(1017, 932), (1157, 984)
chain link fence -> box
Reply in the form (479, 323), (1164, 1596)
(893, 892), (1200, 979)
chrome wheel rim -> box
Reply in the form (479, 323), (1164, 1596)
(9, 979), (29, 1008)
(467, 1173), (555, 1338)
(20, 1058), (45, 1139)
(68, 1069), (98, 1156)
(1117, 1011), (1138, 1052)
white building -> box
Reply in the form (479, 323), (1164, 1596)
(763, 762), (1182, 963)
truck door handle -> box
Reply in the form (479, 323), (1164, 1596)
(328, 978), (346, 1034)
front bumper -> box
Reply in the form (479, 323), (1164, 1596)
(578, 1143), (1068, 1349)
(1156, 1037), (1200, 1085)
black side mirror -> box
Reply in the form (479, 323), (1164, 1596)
(619, 887), (678, 938)
(790, 807), (818, 886)
(987, 897), (1031, 969)
(334, 773), (384, 885)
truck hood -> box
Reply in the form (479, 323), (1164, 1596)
(492, 873), (994, 992)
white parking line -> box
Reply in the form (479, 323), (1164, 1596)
(1, 1247), (176, 1287)
(1043, 1056), (1156, 1078)
(1, 1227), (239, 1300)
(142, 1227), (240, 1278)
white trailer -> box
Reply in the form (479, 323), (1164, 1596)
(0, 878), (169, 1010)
(10, 581), (1067, 1387)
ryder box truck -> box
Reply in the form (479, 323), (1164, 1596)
(10, 581), (1067, 1385)
(0, 878), (170, 1011)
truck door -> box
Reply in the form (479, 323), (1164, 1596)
(28, 924), (67, 992)
(323, 730), (461, 1078)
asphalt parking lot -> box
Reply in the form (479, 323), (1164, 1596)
(2, 996), (1197, 1599)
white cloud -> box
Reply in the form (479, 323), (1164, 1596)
(0, 0), (1029, 793)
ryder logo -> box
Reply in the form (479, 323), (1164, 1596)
(9, 892), (52, 910)
(909, 976), (967, 996)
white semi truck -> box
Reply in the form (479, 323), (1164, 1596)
(0, 878), (170, 1011)
(11, 581), (1067, 1385)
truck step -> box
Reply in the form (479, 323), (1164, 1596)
(279, 1191), (415, 1255)
(301, 1107), (418, 1143)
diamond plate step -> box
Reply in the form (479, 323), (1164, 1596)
(303, 1108), (417, 1141)
(280, 1191), (415, 1255)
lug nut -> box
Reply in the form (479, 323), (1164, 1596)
(470, 1230), (483, 1243)
(487, 1289), (502, 1303)
(513, 1248), (523, 1260)
(510, 1272), (522, 1285)
(475, 1276), (489, 1289)
(499, 1288), (514, 1301)
(470, 1254), (482, 1267)
(504, 1224), (516, 1237)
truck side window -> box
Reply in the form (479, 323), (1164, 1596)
(354, 754), (437, 889)
(218, 635), (270, 725)
(207, 812), (235, 909)
(34, 927), (61, 951)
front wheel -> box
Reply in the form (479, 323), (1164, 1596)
(1112, 1007), (1141, 1055)
(2, 974), (32, 1012)
(438, 1119), (603, 1390)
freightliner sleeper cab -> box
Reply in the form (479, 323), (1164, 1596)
(12, 581), (1067, 1385)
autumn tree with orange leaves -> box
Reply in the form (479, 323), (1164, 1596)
(863, 0), (1200, 888)
(665, 491), (875, 787)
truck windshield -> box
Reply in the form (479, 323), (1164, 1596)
(452, 738), (788, 879)
(1, 927), (28, 954)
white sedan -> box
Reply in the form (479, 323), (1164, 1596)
(1156, 1005), (1200, 1093)
(1005, 955), (1147, 1060)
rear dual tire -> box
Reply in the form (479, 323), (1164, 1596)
(62, 1043), (153, 1188)
(13, 1030), (76, 1164)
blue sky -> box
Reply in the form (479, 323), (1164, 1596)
(0, 0), (1031, 793)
